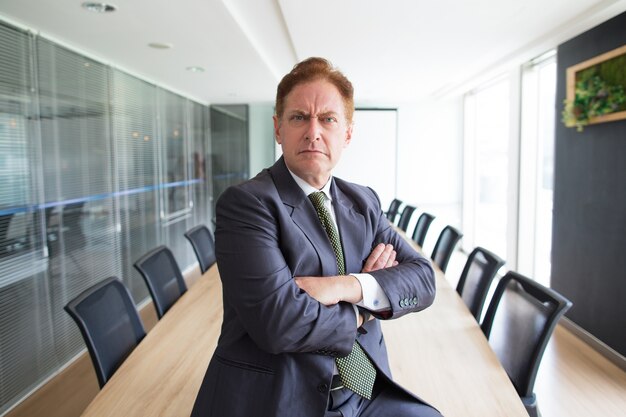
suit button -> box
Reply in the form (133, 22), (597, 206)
(318, 383), (328, 393)
(399, 299), (405, 308)
(412, 297), (418, 305)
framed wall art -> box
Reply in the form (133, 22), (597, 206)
(562, 44), (626, 131)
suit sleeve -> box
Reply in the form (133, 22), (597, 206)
(215, 185), (356, 357)
(366, 191), (436, 319)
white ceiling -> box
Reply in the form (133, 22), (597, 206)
(1, 0), (625, 105)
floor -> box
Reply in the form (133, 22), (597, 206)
(444, 254), (626, 417)
(535, 325), (626, 417)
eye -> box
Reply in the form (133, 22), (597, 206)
(291, 114), (305, 121)
(322, 116), (337, 123)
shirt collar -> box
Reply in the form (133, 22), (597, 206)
(287, 170), (333, 201)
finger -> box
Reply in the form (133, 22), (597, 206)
(385, 250), (397, 268)
(362, 243), (386, 272)
(372, 244), (394, 270)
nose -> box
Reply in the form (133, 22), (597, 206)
(304, 117), (321, 141)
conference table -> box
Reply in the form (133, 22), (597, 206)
(81, 238), (527, 417)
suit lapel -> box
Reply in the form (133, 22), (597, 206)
(269, 158), (338, 276)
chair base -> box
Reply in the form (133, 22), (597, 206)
(522, 394), (539, 417)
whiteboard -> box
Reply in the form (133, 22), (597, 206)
(333, 109), (397, 210)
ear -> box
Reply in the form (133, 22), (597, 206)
(273, 115), (282, 144)
(344, 122), (353, 148)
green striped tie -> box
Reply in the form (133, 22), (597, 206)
(308, 191), (376, 399)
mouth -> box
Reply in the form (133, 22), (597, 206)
(298, 149), (326, 156)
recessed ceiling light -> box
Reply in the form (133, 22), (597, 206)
(148, 42), (173, 50)
(186, 66), (205, 73)
(82, 2), (117, 13)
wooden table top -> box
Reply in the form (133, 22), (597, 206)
(82, 248), (527, 416)
(381, 269), (527, 416)
(81, 265), (222, 417)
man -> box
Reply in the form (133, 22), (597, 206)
(191, 57), (441, 417)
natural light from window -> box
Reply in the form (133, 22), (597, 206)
(463, 78), (511, 260)
(519, 52), (557, 287)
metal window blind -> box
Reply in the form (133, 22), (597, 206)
(110, 69), (159, 299)
(158, 90), (192, 267)
(36, 36), (123, 379)
(0, 23), (54, 415)
(0, 20), (215, 414)
(190, 101), (212, 229)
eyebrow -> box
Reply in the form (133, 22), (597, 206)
(285, 110), (339, 117)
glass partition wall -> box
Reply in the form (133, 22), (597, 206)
(210, 105), (249, 222)
(0, 20), (247, 414)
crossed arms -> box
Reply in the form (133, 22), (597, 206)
(294, 243), (398, 326)
(215, 184), (435, 356)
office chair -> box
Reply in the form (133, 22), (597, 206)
(385, 198), (402, 224)
(481, 271), (572, 417)
(396, 205), (417, 232)
(430, 225), (463, 273)
(411, 212), (436, 247)
(456, 246), (505, 320)
(134, 245), (187, 319)
(184, 224), (217, 274)
(64, 277), (146, 388)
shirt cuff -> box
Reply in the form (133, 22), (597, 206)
(352, 273), (391, 312)
(352, 304), (359, 325)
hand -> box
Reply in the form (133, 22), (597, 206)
(357, 310), (374, 328)
(294, 275), (362, 306)
(362, 243), (398, 273)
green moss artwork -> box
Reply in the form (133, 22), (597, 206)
(562, 49), (626, 132)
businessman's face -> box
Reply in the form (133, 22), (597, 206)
(274, 79), (353, 189)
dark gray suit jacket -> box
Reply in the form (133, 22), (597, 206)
(191, 157), (435, 417)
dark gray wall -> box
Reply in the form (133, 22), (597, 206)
(553, 12), (626, 356)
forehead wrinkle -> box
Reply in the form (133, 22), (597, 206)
(281, 80), (347, 121)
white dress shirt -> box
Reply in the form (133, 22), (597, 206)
(288, 171), (391, 313)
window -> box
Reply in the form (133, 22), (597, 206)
(463, 52), (557, 286)
(463, 76), (511, 260)
(519, 51), (557, 287)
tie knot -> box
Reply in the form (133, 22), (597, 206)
(308, 191), (326, 210)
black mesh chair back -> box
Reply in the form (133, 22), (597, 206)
(456, 246), (505, 320)
(64, 277), (146, 388)
(411, 212), (436, 247)
(184, 224), (216, 274)
(396, 205), (417, 232)
(481, 271), (572, 417)
(430, 225), (463, 273)
(385, 198), (402, 223)
(134, 245), (187, 319)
